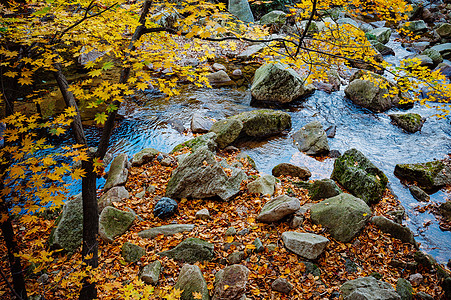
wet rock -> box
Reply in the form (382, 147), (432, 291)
(257, 194), (300, 223)
(207, 70), (234, 87)
(140, 260), (162, 285)
(49, 194), (83, 253)
(104, 153), (129, 191)
(153, 197), (178, 219)
(121, 242), (145, 263)
(247, 174), (276, 196)
(213, 264), (249, 300)
(412, 55), (434, 68)
(281, 231), (329, 260)
(293, 121), (330, 156)
(402, 20), (428, 34)
(421, 49), (443, 66)
(131, 148), (159, 167)
(340, 277), (401, 300)
(159, 238), (214, 263)
(436, 23), (451, 39)
(389, 113), (425, 133)
(414, 292), (434, 300)
(371, 216), (417, 247)
(166, 147), (246, 201)
(439, 200), (451, 222)
(387, 208), (405, 224)
(431, 43), (451, 59)
(408, 185), (430, 202)
(345, 70), (412, 113)
(309, 178), (342, 200)
(196, 208), (210, 220)
(228, 0), (254, 23)
(271, 277), (293, 294)
(209, 118), (243, 149)
(367, 27), (392, 44)
(138, 224), (195, 238)
(174, 264), (210, 300)
(325, 125), (337, 138)
(99, 206), (135, 243)
(231, 109), (291, 138)
(191, 113), (214, 133)
(331, 148), (388, 204)
(272, 163), (311, 180)
(310, 193), (371, 242)
(396, 278), (413, 300)
(171, 132), (217, 153)
(98, 186), (129, 212)
(370, 40), (395, 56)
(394, 159), (451, 191)
(250, 62), (307, 104)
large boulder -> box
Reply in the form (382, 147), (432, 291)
(159, 238), (214, 263)
(209, 119), (243, 149)
(131, 148), (159, 167)
(367, 27), (392, 44)
(309, 179), (342, 200)
(371, 216), (417, 246)
(213, 264), (249, 300)
(166, 147), (246, 201)
(272, 163), (311, 180)
(228, 0), (254, 23)
(250, 62), (307, 104)
(310, 193), (371, 242)
(421, 49), (443, 66)
(292, 121), (330, 156)
(49, 194), (83, 253)
(257, 194), (300, 223)
(401, 20), (427, 34)
(99, 206), (135, 243)
(231, 109), (291, 138)
(171, 132), (217, 153)
(281, 231), (329, 260)
(340, 277), (401, 300)
(394, 160), (451, 191)
(331, 148), (388, 204)
(138, 224), (195, 238)
(98, 186), (129, 212)
(104, 153), (129, 191)
(389, 113), (425, 133)
(344, 71), (412, 113)
(174, 264), (210, 300)
(430, 43), (451, 59)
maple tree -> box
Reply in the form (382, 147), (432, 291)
(1, 0), (450, 299)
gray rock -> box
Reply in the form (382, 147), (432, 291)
(228, 0), (254, 23)
(231, 109), (291, 138)
(260, 10), (287, 27)
(209, 118), (243, 149)
(345, 70), (412, 113)
(138, 224), (195, 238)
(309, 179), (342, 200)
(370, 40), (395, 56)
(310, 193), (371, 242)
(247, 174), (276, 196)
(271, 277), (293, 294)
(213, 264), (249, 300)
(153, 197), (178, 219)
(436, 23), (451, 38)
(121, 242), (145, 263)
(341, 277), (401, 300)
(159, 238), (214, 263)
(191, 113), (214, 133)
(336, 18), (359, 28)
(225, 226), (237, 236)
(394, 159), (451, 191)
(412, 55), (434, 68)
(136, 190), (145, 199)
(396, 278), (413, 300)
(252, 237), (264, 253)
(257, 194), (300, 223)
(227, 251), (245, 265)
(367, 27), (392, 44)
(272, 163), (311, 180)
(402, 20), (428, 34)
(431, 43), (451, 59)
(49, 194), (83, 252)
(293, 121), (330, 156)
(104, 153), (129, 191)
(282, 231), (329, 260)
(371, 216), (417, 246)
(389, 113), (425, 133)
(166, 147), (246, 201)
(421, 49), (443, 66)
(302, 261), (321, 277)
(140, 260), (162, 285)
(408, 273), (422, 286)
(414, 292), (433, 300)
(131, 148), (159, 167)
(170, 132), (217, 153)
(251, 62), (307, 104)
(232, 69), (242, 76)
(196, 208), (210, 220)
(212, 63), (226, 72)
(207, 70), (234, 86)
(331, 148), (388, 204)
(174, 264), (210, 300)
(98, 186), (129, 212)
(99, 206), (135, 243)
(408, 185), (430, 202)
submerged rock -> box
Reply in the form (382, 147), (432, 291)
(159, 238), (214, 263)
(175, 264), (210, 300)
(408, 185), (430, 202)
(293, 121), (330, 156)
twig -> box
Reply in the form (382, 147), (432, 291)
(0, 268), (25, 300)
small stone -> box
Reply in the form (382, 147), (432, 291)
(267, 243), (277, 252)
(140, 260), (162, 285)
(237, 228), (250, 236)
(232, 69), (242, 76)
(227, 251), (245, 264)
(271, 277), (293, 294)
(252, 238), (264, 253)
(146, 185), (156, 193)
(37, 273), (49, 284)
(136, 191), (145, 199)
(153, 197), (178, 219)
(212, 63), (226, 71)
(408, 273), (423, 286)
(272, 163), (311, 180)
(121, 242), (146, 263)
(196, 208), (210, 220)
(257, 194), (300, 223)
(225, 226), (237, 236)
(409, 185), (430, 202)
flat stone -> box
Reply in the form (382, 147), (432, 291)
(281, 231), (329, 260)
(159, 238), (214, 263)
(272, 163), (311, 180)
(138, 224), (195, 238)
(257, 195), (300, 223)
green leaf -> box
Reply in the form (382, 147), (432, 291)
(33, 7), (51, 16)
(94, 112), (108, 125)
(102, 61), (114, 70)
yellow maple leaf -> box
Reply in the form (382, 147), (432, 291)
(192, 291), (203, 299)
(71, 168), (86, 180)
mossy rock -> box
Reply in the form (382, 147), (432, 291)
(159, 238), (214, 263)
(209, 119), (243, 149)
(170, 132), (217, 154)
(389, 113), (424, 133)
(231, 109), (291, 138)
(122, 242), (146, 263)
(394, 160), (447, 191)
